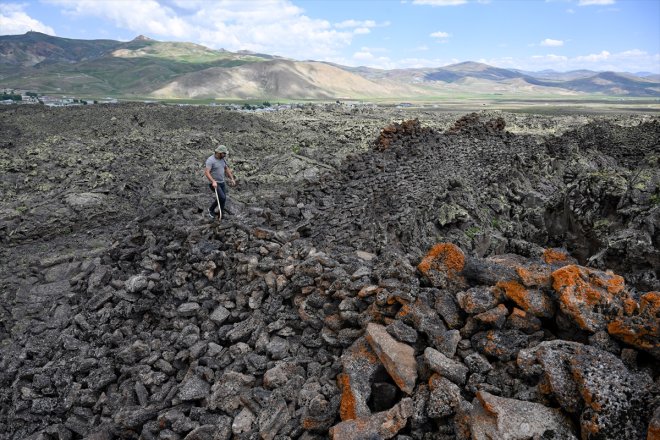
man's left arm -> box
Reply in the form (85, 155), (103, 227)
(225, 165), (237, 186)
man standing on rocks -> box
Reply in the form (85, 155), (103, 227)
(204, 144), (236, 219)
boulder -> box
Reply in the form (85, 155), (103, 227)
(427, 374), (462, 418)
(337, 337), (381, 420)
(329, 398), (413, 440)
(365, 323), (417, 395)
(607, 291), (660, 358)
(178, 376), (210, 401)
(472, 329), (529, 361)
(424, 347), (468, 385)
(469, 391), (577, 439)
(517, 340), (653, 439)
(551, 265), (628, 332)
(456, 287), (500, 314)
(417, 243), (466, 289)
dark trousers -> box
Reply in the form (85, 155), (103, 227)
(209, 182), (226, 213)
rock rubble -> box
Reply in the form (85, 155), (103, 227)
(0, 105), (658, 439)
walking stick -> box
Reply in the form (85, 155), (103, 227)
(214, 186), (222, 221)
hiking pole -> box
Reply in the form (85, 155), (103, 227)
(214, 186), (222, 221)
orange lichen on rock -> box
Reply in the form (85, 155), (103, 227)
(497, 280), (528, 304)
(648, 407), (660, 439)
(607, 291), (660, 353)
(622, 297), (638, 316)
(417, 243), (466, 288)
(337, 373), (358, 421)
(641, 291), (660, 310)
(574, 375), (604, 412)
(516, 265), (551, 288)
(580, 416), (600, 437)
(538, 377), (553, 396)
(552, 265), (611, 332)
(396, 304), (411, 318)
(418, 243), (465, 275)
(607, 320), (656, 351)
(474, 304), (508, 327)
(354, 340), (380, 364)
(592, 270), (626, 295)
(543, 248), (570, 265)
(302, 417), (314, 430)
(552, 264), (639, 333)
(477, 391), (498, 415)
(497, 280), (554, 318)
(479, 330), (509, 359)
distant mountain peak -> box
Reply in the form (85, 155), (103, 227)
(132, 35), (154, 42)
(450, 61), (489, 68)
(443, 61), (495, 72)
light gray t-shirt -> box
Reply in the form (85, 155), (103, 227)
(205, 155), (227, 183)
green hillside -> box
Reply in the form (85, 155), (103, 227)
(0, 34), (273, 96)
(0, 31), (121, 66)
(112, 38), (270, 64)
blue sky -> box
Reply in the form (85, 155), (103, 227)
(1, 0), (658, 73)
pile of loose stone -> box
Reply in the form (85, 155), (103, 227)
(0, 109), (658, 440)
(3, 220), (657, 439)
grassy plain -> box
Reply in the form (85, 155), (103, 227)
(112, 94), (660, 114)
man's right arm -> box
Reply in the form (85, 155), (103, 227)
(204, 165), (217, 188)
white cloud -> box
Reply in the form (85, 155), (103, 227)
(333, 19), (388, 36)
(169, 0), (206, 9)
(48, 0), (191, 38)
(351, 50), (394, 68)
(540, 38), (564, 47)
(335, 19), (376, 29)
(619, 49), (646, 57)
(412, 0), (467, 6)
(531, 54), (569, 62)
(578, 0), (615, 5)
(360, 46), (388, 54)
(397, 56), (460, 68)
(481, 49), (659, 73)
(44, 0), (380, 60)
(575, 50), (610, 62)
(0, 3), (56, 35)
(352, 51), (376, 60)
(430, 31), (450, 38)
(337, 47), (659, 73)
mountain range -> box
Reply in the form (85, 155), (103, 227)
(1, 31), (658, 100)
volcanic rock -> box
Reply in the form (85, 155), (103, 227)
(424, 347), (468, 385)
(329, 397), (414, 440)
(469, 391), (577, 439)
(365, 323), (418, 395)
(1, 105), (658, 440)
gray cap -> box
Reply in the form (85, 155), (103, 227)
(214, 145), (228, 154)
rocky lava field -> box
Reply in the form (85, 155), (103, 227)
(0, 104), (659, 440)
